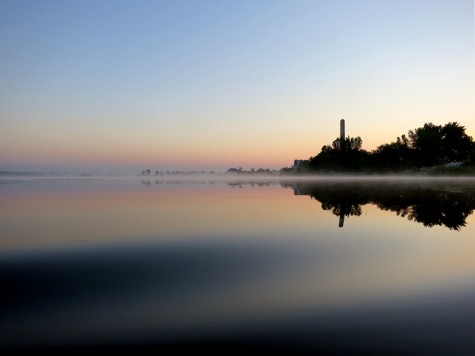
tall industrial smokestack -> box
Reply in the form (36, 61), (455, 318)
(340, 119), (345, 140)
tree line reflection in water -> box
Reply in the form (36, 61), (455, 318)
(286, 181), (475, 230)
(140, 178), (475, 231)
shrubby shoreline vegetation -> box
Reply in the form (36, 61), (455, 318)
(282, 122), (475, 175)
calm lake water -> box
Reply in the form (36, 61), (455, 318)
(2, 176), (475, 354)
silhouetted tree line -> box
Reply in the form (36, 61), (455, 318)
(285, 181), (475, 230)
(299, 122), (475, 172)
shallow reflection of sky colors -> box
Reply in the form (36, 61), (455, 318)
(1, 178), (475, 248)
(2, 178), (475, 350)
(2, 178), (475, 295)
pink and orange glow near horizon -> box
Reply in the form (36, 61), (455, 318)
(1, 0), (474, 173)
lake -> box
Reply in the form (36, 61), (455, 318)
(2, 176), (475, 354)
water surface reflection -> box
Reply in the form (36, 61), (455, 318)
(285, 180), (475, 230)
(2, 177), (475, 354)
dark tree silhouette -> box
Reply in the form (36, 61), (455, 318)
(309, 136), (368, 171)
(405, 121), (474, 167)
(372, 134), (413, 171)
(440, 122), (474, 163)
(408, 123), (443, 167)
(300, 121), (475, 173)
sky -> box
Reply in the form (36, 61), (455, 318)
(1, 0), (474, 173)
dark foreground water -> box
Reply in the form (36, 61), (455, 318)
(2, 176), (475, 354)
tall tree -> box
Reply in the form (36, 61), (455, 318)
(408, 123), (443, 167)
(440, 122), (473, 163)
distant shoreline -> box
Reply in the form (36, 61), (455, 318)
(2, 172), (475, 181)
